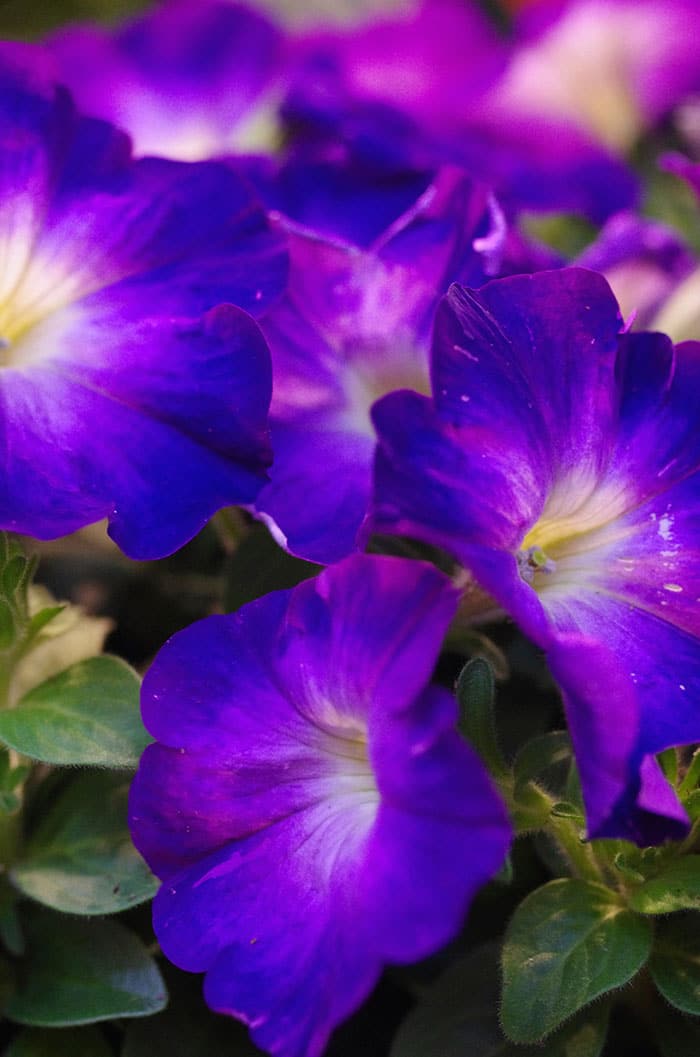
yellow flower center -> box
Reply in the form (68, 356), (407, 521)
(517, 472), (634, 592)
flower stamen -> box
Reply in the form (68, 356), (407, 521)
(517, 545), (557, 584)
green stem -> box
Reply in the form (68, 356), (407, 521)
(678, 813), (700, 855)
(503, 774), (606, 883)
(548, 814), (606, 882)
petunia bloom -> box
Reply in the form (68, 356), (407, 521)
(239, 149), (434, 249)
(129, 554), (511, 1057)
(46, 0), (286, 160)
(254, 167), (508, 564)
(286, 0), (638, 221)
(576, 211), (695, 329)
(495, 0), (700, 153)
(0, 48), (286, 558)
(645, 153), (700, 344)
(370, 267), (698, 844)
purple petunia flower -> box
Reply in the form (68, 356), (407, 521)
(129, 554), (511, 1057)
(369, 267), (698, 845)
(46, 0), (286, 160)
(642, 155), (700, 343)
(0, 47), (286, 558)
(662, 152), (700, 202)
(576, 211), (695, 328)
(498, 0), (700, 153)
(286, 0), (639, 222)
(239, 149), (435, 249)
(253, 167), (508, 564)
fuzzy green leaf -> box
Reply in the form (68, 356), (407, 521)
(11, 771), (157, 915)
(25, 605), (66, 640)
(501, 879), (652, 1044)
(392, 943), (609, 1057)
(0, 656), (150, 767)
(629, 857), (700, 915)
(455, 658), (507, 778)
(514, 732), (572, 791)
(651, 916), (700, 1015)
(7, 909), (166, 1026)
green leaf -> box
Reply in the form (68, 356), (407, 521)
(391, 943), (503, 1057)
(2, 555), (29, 600)
(501, 879), (652, 1044)
(679, 748), (700, 798)
(391, 943), (609, 1057)
(521, 212), (597, 258)
(7, 908), (166, 1026)
(0, 598), (17, 649)
(520, 1008), (610, 1057)
(224, 523), (320, 612)
(550, 802), (585, 822)
(613, 851), (646, 885)
(0, 656), (150, 767)
(510, 780), (553, 833)
(11, 770), (157, 915)
(24, 606), (65, 641)
(651, 915), (700, 1015)
(628, 856), (700, 914)
(0, 791), (19, 814)
(682, 789), (700, 821)
(514, 731), (572, 791)
(493, 854), (514, 886)
(455, 658), (507, 778)
(5, 766), (30, 792)
(4, 1026), (111, 1057)
(658, 747), (680, 787)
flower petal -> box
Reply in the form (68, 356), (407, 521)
(547, 633), (688, 843)
(278, 554), (461, 724)
(0, 307), (272, 558)
(48, 0), (284, 161)
(258, 425), (374, 563)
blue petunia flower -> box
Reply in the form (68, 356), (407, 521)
(129, 554), (511, 1057)
(369, 267), (698, 845)
(252, 167), (511, 564)
(498, 0), (700, 154)
(46, 0), (285, 161)
(576, 211), (695, 329)
(286, 0), (639, 222)
(0, 48), (286, 558)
